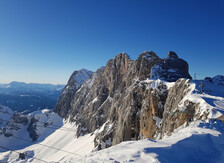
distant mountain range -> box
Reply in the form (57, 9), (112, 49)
(0, 81), (65, 113)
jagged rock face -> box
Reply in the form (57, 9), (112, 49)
(69, 53), (136, 134)
(68, 52), (159, 133)
(54, 51), (193, 150)
(27, 117), (39, 141)
(93, 79), (168, 148)
(139, 81), (168, 139)
(151, 51), (192, 82)
(160, 79), (195, 137)
(167, 51), (178, 58)
(54, 69), (93, 118)
(0, 113), (28, 137)
(136, 51), (160, 79)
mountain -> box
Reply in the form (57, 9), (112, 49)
(0, 82), (65, 113)
(0, 81), (64, 94)
(0, 51), (223, 162)
(54, 69), (93, 117)
(0, 69), (93, 114)
(54, 51), (192, 148)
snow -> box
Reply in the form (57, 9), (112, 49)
(0, 110), (96, 163)
(24, 122), (95, 162)
(62, 69), (93, 95)
(86, 72), (97, 88)
(142, 51), (157, 61)
(153, 116), (162, 128)
(79, 120), (224, 163)
(76, 69), (101, 94)
(141, 78), (175, 90)
(87, 97), (98, 107)
(151, 65), (162, 80)
(92, 97), (98, 103)
(178, 79), (224, 119)
(0, 105), (14, 128)
(98, 121), (109, 133)
(73, 69), (93, 87)
(96, 121), (113, 137)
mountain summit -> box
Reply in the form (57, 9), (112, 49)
(54, 69), (93, 118)
(54, 51), (193, 148)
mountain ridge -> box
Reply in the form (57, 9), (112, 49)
(53, 51), (193, 149)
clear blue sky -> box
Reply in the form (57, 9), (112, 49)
(0, 0), (223, 84)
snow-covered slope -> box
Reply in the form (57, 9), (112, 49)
(0, 104), (14, 128)
(0, 78), (224, 163)
(0, 110), (96, 163)
(79, 120), (224, 163)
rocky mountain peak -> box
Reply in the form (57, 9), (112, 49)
(115, 52), (130, 60)
(139, 51), (158, 60)
(54, 50), (193, 149)
(136, 51), (159, 79)
(68, 69), (93, 88)
(151, 52), (192, 82)
(107, 52), (131, 74)
(53, 69), (93, 118)
(167, 51), (178, 59)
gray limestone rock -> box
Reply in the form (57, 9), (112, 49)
(27, 117), (39, 141)
(160, 79), (194, 137)
(1, 113), (28, 137)
(151, 51), (192, 82)
(54, 51), (194, 150)
(54, 69), (93, 118)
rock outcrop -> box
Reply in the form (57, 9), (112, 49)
(0, 113), (28, 137)
(27, 117), (39, 141)
(160, 79), (195, 137)
(54, 69), (93, 118)
(54, 51), (193, 150)
(151, 51), (192, 82)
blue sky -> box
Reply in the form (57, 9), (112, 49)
(0, 0), (223, 84)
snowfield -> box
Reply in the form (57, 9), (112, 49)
(0, 111), (96, 163)
(79, 120), (224, 163)
(0, 79), (224, 163)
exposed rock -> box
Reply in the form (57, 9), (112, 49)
(54, 51), (193, 150)
(54, 69), (93, 118)
(160, 79), (195, 137)
(1, 113), (28, 137)
(167, 51), (178, 59)
(11, 113), (29, 125)
(27, 117), (39, 141)
(151, 51), (192, 82)
(139, 80), (168, 139)
(136, 51), (160, 79)
(217, 115), (224, 122)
